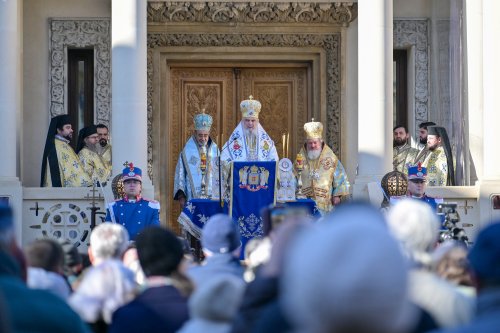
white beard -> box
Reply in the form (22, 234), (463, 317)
(307, 149), (321, 160)
(244, 127), (257, 136)
(95, 145), (104, 154)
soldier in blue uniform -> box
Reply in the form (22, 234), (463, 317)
(105, 163), (160, 240)
(407, 163), (443, 211)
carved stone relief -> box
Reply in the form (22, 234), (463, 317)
(147, 1), (357, 182)
(24, 196), (107, 252)
(167, 68), (235, 232)
(147, 1), (357, 26)
(147, 33), (342, 176)
(394, 19), (429, 134)
(435, 20), (451, 127)
(49, 19), (111, 126)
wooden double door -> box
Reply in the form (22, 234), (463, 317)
(165, 63), (312, 228)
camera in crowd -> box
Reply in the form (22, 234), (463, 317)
(437, 202), (470, 247)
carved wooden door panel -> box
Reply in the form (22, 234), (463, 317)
(166, 65), (310, 230)
(167, 67), (235, 231)
(238, 67), (309, 160)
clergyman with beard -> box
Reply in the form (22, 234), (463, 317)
(174, 111), (220, 209)
(220, 96), (278, 163)
(414, 121), (436, 151)
(96, 124), (112, 171)
(392, 125), (418, 175)
(415, 126), (455, 186)
(296, 120), (350, 215)
(40, 115), (92, 187)
(77, 125), (111, 184)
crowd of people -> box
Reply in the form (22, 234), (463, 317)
(2, 197), (500, 333)
(3, 97), (494, 332)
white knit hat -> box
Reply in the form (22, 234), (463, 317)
(281, 203), (417, 333)
(387, 198), (440, 266)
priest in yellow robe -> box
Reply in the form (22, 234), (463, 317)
(40, 115), (91, 187)
(413, 125), (455, 186)
(96, 124), (112, 171)
(393, 125), (418, 175)
(77, 125), (111, 184)
(296, 120), (350, 215)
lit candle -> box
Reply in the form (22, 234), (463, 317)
(296, 153), (304, 171)
(200, 152), (207, 170)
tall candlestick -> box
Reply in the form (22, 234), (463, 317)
(295, 153), (306, 199)
(282, 133), (285, 157)
(200, 148), (208, 198)
(296, 153), (304, 171)
(286, 133), (290, 159)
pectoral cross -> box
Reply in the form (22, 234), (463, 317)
(310, 170), (320, 181)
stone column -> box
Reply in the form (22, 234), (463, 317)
(353, 0), (393, 202)
(465, 0), (483, 182)
(111, 0), (150, 185)
(482, 0), (500, 180)
(0, 0), (23, 242)
(0, 0), (20, 179)
(478, 0), (500, 223)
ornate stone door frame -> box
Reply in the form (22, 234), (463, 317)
(150, 47), (325, 226)
(393, 19), (430, 135)
(48, 19), (111, 126)
(146, 1), (357, 225)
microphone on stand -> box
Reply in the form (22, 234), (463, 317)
(217, 136), (237, 208)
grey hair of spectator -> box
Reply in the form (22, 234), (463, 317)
(281, 202), (416, 333)
(90, 223), (129, 262)
(387, 199), (440, 266)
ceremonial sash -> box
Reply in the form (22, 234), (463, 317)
(180, 137), (218, 199)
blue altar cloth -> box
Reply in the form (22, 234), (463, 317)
(178, 198), (318, 256)
(230, 162), (277, 255)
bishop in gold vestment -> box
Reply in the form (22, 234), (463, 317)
(297, 120), (350, 215)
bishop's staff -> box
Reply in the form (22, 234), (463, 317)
(218, 132), (224, 208)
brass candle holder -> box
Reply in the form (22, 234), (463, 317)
(199, 150), (208, 199)
(295, 153), (306, 199)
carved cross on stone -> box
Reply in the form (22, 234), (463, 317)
(29, 202), (44, 217)
(84, 186), (102, 202)
(458, 200), (474, 215)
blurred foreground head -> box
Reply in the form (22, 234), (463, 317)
(135, 226), (183, 277)
(89, 223), (129, 264)
(282, 202), (416, 333)
(387, 199), (440, 266)
(468, 221), (500, 289)
(0, 203), (14, 248)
